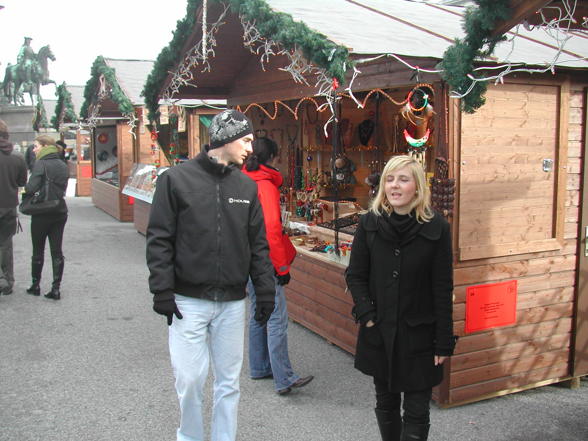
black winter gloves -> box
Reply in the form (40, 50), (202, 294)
(153, 292), (183, 326)
(276, 272), (291, 286)
(254, 301), (275, 326)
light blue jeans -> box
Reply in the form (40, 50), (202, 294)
(247, 278), (300, 391)
(169, 295), (246, 441)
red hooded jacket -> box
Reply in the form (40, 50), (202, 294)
(242, 164), (296, 275)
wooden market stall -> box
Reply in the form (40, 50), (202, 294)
(143, 0), (588, 407)
(80, 57), (162, 221)
(122, 100), (225, 234)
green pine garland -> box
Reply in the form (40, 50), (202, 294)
(52, 82), (78, 130)
(439, 0), (512, 113)
(80, 56), (135, 119)
(142, 0), (350, 123)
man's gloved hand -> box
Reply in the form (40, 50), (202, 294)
(153, 292), (183, 326)
(276, 272), (291, 286)
(254, 301), (275, 326)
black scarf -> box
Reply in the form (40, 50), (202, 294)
(377, 210), (422, 244)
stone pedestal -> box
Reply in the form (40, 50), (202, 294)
(0, 104), (36, 154)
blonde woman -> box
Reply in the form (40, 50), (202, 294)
(345, 155), (456, 441)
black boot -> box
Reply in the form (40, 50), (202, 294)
(375, 408), (402, 441)
(26, 257), (43, 296)
(400, 422), (430, 441)
(44, 256), (64, 300)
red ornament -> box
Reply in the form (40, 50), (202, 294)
(150, 131), (158, 141)
(331, 77), (339, 90)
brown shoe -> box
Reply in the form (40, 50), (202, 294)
(291, 375), (314, 389)
(277, 386), (292, 395)
(277, 375), (315, 395)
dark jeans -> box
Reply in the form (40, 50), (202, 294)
(31, 214), (67, 260)
(374, 377), (432, 425)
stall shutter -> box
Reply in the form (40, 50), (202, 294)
(458, 82), (568, 261)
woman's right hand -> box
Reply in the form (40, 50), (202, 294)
(365, 320), (375, 328)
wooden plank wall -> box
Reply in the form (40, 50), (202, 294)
(447, 79), (583, 405)
(133, 199), (151, 236)
(286, 251), (358, 354)
(91, 179), (121, 220)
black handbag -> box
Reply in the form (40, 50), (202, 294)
(19, 163), (60, 216)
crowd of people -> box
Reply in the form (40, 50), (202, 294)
(1, 111), (455, 441)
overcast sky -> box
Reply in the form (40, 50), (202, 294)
(0, 0), (188, 100)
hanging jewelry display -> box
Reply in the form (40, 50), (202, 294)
(340, 118), (354, 148)
(169, 111), (181, 165)
(304, 101), (320, 152)
(400, 83), (435, 167)
(390, 114), (401, 154)
(358, 118), (375, 146)
(331, 153), (357, 186)
(269, 128), (284, 164)
(430, 157), (455, 219)
(150, 130), (160, 182)
(285, 124), (302, 190)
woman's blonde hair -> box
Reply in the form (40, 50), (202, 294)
(369, 155), (433, 223)
(35, 134), (56, 146)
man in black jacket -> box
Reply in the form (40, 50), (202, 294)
(0, 119), (27, 295)
(146, 109), (275, 441)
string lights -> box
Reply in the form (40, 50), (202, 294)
(158, 0), (585, 123)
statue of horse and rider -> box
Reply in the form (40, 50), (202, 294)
(2, 37), (56, 105)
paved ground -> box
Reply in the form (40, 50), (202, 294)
(1, 196), (587, 441)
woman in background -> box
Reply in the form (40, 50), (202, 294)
(242, 137), (314, 395)
(345, 155), (456, 441)
(24, 135), (68, 300)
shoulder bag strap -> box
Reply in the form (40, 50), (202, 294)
(42, 162), (53, 201)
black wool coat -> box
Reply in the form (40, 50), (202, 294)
(345, 211), (455, 392)
(24, 152), (69, 216)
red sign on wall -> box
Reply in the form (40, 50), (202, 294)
(80, 164), (92, 178)
(465, 280), (517, 334)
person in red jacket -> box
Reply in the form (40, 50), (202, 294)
(243, 137), (314, 395)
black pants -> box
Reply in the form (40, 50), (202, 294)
(374, 377), (432, 425)
(31, 214), (67, 260)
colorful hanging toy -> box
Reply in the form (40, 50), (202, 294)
(400, 83), (435, 166)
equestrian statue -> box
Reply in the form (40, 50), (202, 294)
(2, 37), (56, 105)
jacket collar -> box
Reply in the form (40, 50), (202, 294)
(195, 151), (235, 176)
(362, 211), (443, 241)
(242, 164), (283, 187)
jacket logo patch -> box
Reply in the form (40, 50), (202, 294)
(228, 198), (250, 204)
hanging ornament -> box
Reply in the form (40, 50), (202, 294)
(400, 84), (435, 167)
(150, 130), (160, 181)
(358, 119), (375, 146)
(403, 128), (430, 149)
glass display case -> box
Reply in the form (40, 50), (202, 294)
(122, 163), (170, 204)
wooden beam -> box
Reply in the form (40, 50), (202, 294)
(491, 0), (553, 37)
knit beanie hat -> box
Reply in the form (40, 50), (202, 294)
(0, 119), (8, 140)
(209, 110), (253, 149)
